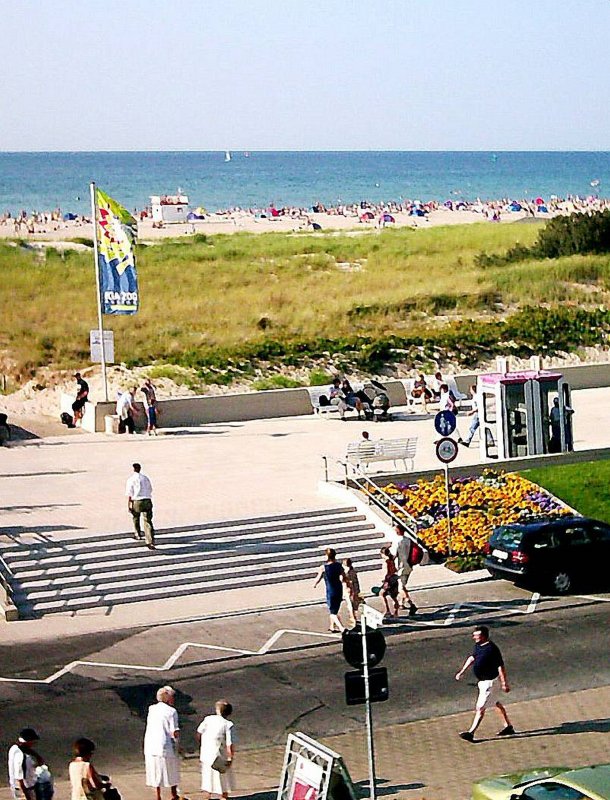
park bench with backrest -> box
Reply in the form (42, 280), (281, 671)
(345, 436), (417, 472)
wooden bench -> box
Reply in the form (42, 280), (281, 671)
(345, 437), (417, 472)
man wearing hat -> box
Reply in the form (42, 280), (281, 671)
(8, 728), (43, 800)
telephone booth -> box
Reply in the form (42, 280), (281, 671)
(477, 370), (573, 460)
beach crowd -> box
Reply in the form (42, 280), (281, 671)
(2, 194), (609, 237)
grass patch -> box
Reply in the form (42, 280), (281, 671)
(1, 221), (609, 383)
(521, 460), (610, 523)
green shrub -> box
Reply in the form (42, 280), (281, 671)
(252, 375), (305, 391)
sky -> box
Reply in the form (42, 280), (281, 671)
(0, 0), (609, 151)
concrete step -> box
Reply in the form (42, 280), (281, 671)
(6, 518), (375, 574)
(12, 540), (384, 602)
(13, 528), (381, 590)
(18, 553), (383, 616)
(0, 506), (358, 553)
(2, 513), (369, 566)
(5, 505), (387, 618)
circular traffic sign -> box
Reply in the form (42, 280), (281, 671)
(434, 410), (457, 437)
(436, 436), (458, 463)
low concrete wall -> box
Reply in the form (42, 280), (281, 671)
(64, 366), (608, 433)
(75, 380), (408, 432)
(455, 361), (610, 393)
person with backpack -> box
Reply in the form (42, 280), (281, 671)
(393, 523), (421, 616)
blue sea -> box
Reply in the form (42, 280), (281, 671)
(0, 151), (608, 216)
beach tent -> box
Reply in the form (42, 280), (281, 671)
(537, 205), (548, 213)
(535, 197), (545, 205)
(382, 213), (395, 223)
(311, 222), (322, 231)
(63, 212), (77, 221)
(410, 208), (425, 217)
(187, 212), (205, 221)
(508, 202), (522, 212)
(360, 211), (375, 220)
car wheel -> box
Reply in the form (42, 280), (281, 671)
(550, 570), (572, 594)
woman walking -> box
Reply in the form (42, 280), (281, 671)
(197, 700), (236, 800)
(314, 547), (346, 632)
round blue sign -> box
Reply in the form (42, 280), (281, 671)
(434, 410), (457, 437)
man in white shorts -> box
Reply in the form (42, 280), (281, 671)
(143, 686), (180, 800)
(455, 625), (515, 742)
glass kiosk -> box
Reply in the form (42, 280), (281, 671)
(478, 370), (573, 460)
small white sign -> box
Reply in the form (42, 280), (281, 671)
(90, 330), (115, 363)
(361, 603), (384, 630)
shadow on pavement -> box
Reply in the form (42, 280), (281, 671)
(356, 779), (426, 795)
(514, 717), (610, 738)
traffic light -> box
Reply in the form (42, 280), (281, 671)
(342, 624), (386, 670)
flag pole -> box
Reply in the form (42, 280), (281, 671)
(90, 181), (109, 402)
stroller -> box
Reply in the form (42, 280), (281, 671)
(360, 380), (392, 422)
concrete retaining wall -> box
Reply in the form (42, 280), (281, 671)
(64, 364), (608, 433)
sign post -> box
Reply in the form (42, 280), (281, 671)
(90, 182), (109, 402)
(435, 412), (459, 557)
(360, 607), (380, 800)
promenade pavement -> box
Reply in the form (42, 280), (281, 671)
(0, 685), (606, 800)
(1, 386), (609, 641)
(1, 387), (610, 799)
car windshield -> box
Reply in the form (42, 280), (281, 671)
(491, 526), (524, 549)
(521, 783), (593, 800)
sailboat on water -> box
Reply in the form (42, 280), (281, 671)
(224, 150), (232, 162)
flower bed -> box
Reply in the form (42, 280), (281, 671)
(375, 470), (569, 558)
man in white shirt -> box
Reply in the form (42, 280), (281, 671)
(144, 686), (180, 800)
(126, 462), (155, 548)
(8, 728), (41, 800)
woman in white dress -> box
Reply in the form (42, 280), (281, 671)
(197, 700), (235, 800)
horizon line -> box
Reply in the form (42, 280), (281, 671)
(1, 148), (610, 155)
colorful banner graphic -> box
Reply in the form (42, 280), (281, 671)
(96, 188), (138, 314)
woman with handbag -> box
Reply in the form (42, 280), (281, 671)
(69, 739), (105, 800)
(197, 700), (236, 800)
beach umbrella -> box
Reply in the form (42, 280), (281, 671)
(535, 197), (544, 205)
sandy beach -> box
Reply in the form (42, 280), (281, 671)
(0, 206), (548, 242)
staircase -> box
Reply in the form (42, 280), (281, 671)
(0, 506), (385, 618)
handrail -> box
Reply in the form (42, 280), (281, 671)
(0, 552), (15, 601)
(348, 465), (421, 542)
(321, 454), (422, 546)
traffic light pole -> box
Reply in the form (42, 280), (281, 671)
(361, 618), (377, 800)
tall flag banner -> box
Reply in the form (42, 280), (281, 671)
(95, 188), (139, 314)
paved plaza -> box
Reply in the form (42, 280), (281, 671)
(1, 386), (609, 799)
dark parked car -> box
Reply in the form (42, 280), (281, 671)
(485, 515), (610, 594)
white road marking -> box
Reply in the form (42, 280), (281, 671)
(0, 629), (340, 685)
(0, 591), (581, 686)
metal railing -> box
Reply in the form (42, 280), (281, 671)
(0, 552), (15, 602)
(321, 455), (421, 544)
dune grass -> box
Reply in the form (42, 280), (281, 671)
(1, 221), (609, 381)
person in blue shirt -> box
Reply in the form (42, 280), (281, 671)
(455, 625), (515, 742)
